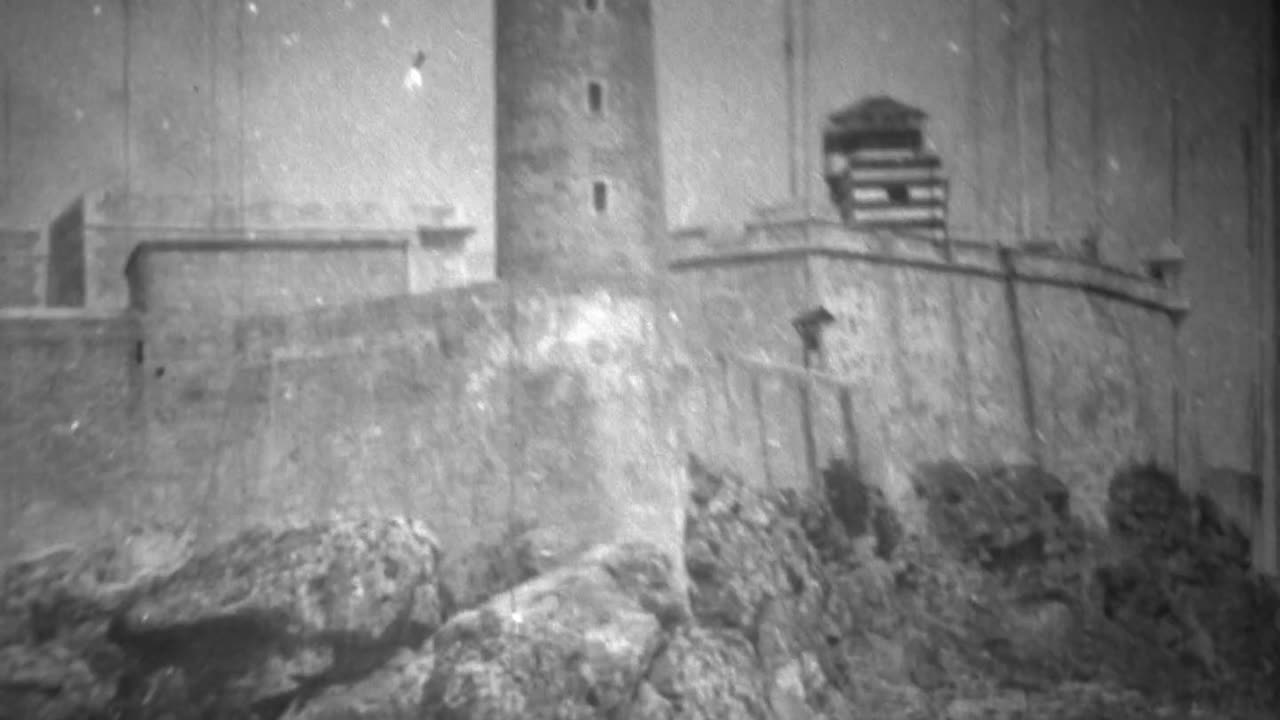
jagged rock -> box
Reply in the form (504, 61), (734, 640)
(0, 539), (172, 718)
(640, 626), (771, 719)
(280, 647), (436, 720)
(1, 455), (1277, 720)
(1099, 465), (1280, 710)
(421, 542), (683, 720)
(111, 516), (444, 717)
(678, 456), (902, 719)
(683, 458), (825, 634)
(0, 642), (114, 720)
(437, 520), (595, 614)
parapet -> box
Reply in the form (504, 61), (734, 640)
(668, 214), (1190, 319)
(84, 188), (460, 231)
(58, 188), (474, 311)
(124, 236), (416, 317)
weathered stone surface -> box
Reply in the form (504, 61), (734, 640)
(437, 519), (596, 614)
(1099, 465), (1280, 710)
(280, 648), (436, 720)
(0, 642), (114, 720)
(111, 516), (444, 717)
(643, 627), (771, 719)
(421, 542), (683, 720)
(1, 454), (1277, 720)
(120, 516), (442, 639)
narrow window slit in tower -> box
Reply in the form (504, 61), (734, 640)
(592, 181), (609, 214)
(587, 81), (604, 115)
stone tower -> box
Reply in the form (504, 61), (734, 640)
(494, 0), (666, 281)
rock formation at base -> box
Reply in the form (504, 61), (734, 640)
(1, 456), (1278, 719)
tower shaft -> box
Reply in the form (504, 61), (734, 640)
(494, 0), (666, 282)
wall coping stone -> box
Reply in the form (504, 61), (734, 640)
(669, 218), (1190, 319)
(0, 309), (140, 341)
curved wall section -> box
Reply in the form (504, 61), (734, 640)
(668, 222), (1185, 528)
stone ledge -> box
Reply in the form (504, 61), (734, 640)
(0, 310), (140, 341)
(669, 221), (1189, 319)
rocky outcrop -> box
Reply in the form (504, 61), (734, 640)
(0, 517), (443, 719)
(1, 457), (1277, 719)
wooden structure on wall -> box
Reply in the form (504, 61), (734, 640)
(821, 96), (949, 240)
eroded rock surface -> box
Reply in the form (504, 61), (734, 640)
(1, 457), (1277, 719)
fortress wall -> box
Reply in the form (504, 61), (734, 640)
(677, 354), (894, 516)
(0, 229), (44, 307)
(0, 311), (142, 559)
(1018, 284), (1178, 526)
(138, 279), (688, 574)
(135, 314), (242, 524)
(671, 223), (1184, 527)
(670, 254), (811, 364)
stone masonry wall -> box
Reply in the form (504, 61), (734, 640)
(671, 221), (1184, 529)
(0, 311), (142, 560)
(129, 279), (688, 580)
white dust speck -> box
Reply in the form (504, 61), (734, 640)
(1107, 155), (1121, 172)
(161, 118), (170, 131)
(53, 419), (81, 435)
(282, 32), (300, 47)
(381, 13), (391, 28)
(404, 67), (423, 92)
(247, 1), (257, 15)
(74, 108), (84, 122)
(93, 5), (101, 16)
(947, 40), (961, 54)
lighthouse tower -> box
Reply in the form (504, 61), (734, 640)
(494, 0), (666, 281)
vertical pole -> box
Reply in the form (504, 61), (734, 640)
(752, 373), (773, 489)
(838, 386), (860, 473)
(799, 371), (819, 491)
(1001, 246), (1042, 466)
